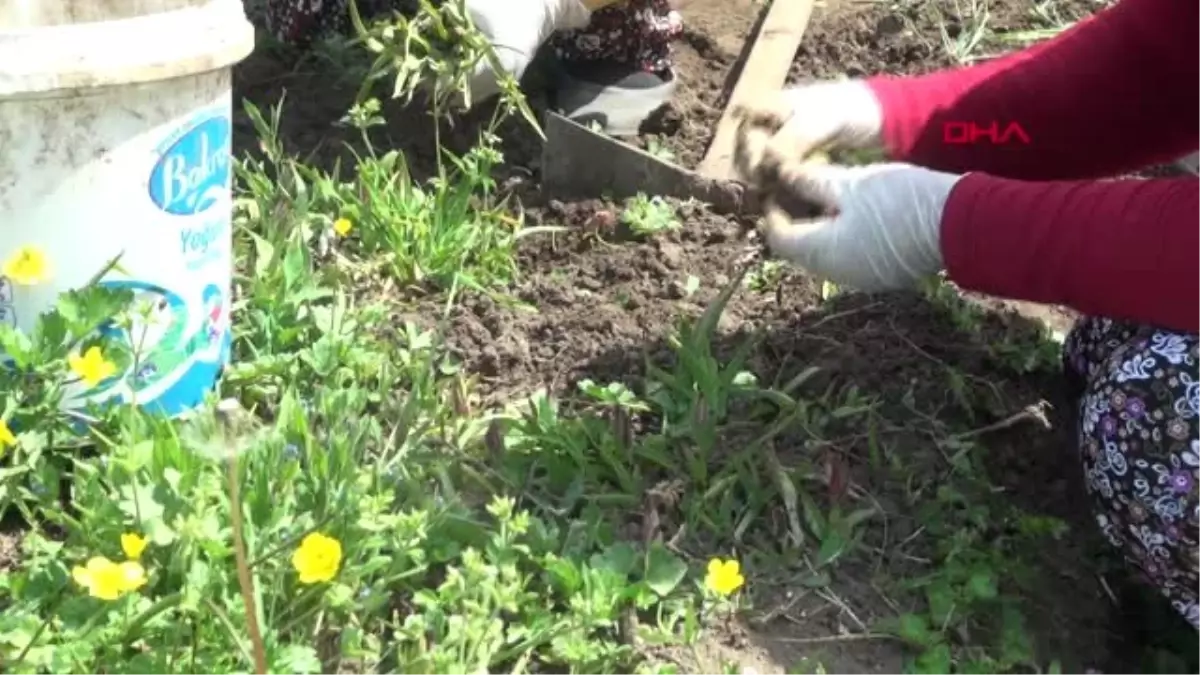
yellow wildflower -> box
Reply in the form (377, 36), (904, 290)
(71, 556), (147, 601)
(332, 218), (353, 237)
(704, 558), (745, 596)
(0, 419), (15, 449)
(68, 346), (117, 387)
(2, 245), (50, 286)
(121, 533), (148, 560)
(291, 532), (342, 584)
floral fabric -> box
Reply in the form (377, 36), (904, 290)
(1064, 316), (1199, 629)
(264, 0), (680, 73)
(263, 0), (384, 47)
(550, 0), (682, 73)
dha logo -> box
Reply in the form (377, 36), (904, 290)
(149, 115), (232, 216)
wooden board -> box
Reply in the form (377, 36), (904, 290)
(696, 0), (818, 180)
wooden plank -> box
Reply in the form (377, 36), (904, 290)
(696, 0), (817, 180)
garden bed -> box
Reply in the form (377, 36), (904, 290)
(4, 0), (1189, 673)
(227, 0), (1148, 672)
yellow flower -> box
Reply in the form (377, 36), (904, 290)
(332, 218), (353, 237)
(292, 532), (342, 584)
(121, 533), (148, 560)
(704, 558), (745, 596)
(2, 245), (50, 285)
(71, 556), (147, 601)
(68, 346), (117, 388)
(0, 420), (15, 449)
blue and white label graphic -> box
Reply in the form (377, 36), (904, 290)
(148, 113), (232, 216)
(180, 216), (227, 270)
(80, 279), (231, 418)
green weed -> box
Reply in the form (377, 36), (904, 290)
(622, 194), (681, 237)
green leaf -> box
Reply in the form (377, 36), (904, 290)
(115, 441), (155, 472)
(642, 543), (687, 598)
(592, 542), (637, 578)
(800, 570), (831, 588)
(0, 325), (31, 368)
(925, 580), (956, 626)
(998, 604), (1034, 667)
(891, 613), (935, 647)
(966, 568), (998, 600)
(282, 237), (309, 291)
(911, 643), (952, 674)
(250, 233), (276, 279)
(118, 482), (165, 523)
(815, 531), (847, 567)
(275, 644), (323, 674)
(798, 489), (825, 539)
(146, 518), (176, 546)
(545, 557), (582, 595)
(56, 293), (84, 325)
(691, 267), (746, 352)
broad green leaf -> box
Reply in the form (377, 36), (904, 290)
(643, 543), (687, 598)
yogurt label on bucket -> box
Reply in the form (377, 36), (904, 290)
(0, 8), (250, 419)
(69, 100), (236, 417)
(148, 113), (232, 216)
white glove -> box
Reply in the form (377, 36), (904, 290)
(732, 80), (884, 183)
(465, 0), (593, 103)
(757, 161), (964, 291)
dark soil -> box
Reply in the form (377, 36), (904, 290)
(229, 0), (1181, 672)
(634, 0), (762, 167)
(429, 199), (771, 404)
(0, 530), (19, 573)
(788, 0), (1106, 83)
(414, 196), (1118, 673)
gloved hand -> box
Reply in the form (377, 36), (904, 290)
(465, 0), (594, 103)
(731, 80), (884, 186)
(754, 159), (965, 292)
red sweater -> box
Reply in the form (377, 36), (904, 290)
(865, 0), (1198, 334)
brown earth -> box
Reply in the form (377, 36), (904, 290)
(231, 0), (1178, 672)
(634, 0), (762, 167)
(0, 529), (19, 573)
(412, 198), (1116, 674)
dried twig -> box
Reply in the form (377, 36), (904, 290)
(953, 401), (1052, 440)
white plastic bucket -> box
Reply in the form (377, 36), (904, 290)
(0, 1), (255, 417)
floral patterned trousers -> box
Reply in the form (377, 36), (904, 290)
(550, 0), (682, 73)
(265, 0), (681, 73)
(1064, 316), (1200, 629)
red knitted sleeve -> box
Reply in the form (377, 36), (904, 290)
(862, 0), (1197, 332)
(865, 0), (1197, 181)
